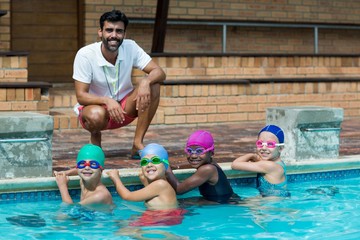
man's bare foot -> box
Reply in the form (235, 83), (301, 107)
(130, 145), (144, 160)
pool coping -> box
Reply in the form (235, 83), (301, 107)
(0, 155), (359, 194)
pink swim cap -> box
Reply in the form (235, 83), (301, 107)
(186, 130), (215, 152)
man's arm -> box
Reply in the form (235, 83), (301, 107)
(142, 60), (166, 85)
(74, 80), (125, 123)
(134, 60), (166, 112)
(74, 80), (116, 107)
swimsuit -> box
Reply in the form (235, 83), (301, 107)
(66, 204), (111, 221)
(199, 164), (234, 203)
(129, 208), (186, 227)
(256, 160), (291, 197)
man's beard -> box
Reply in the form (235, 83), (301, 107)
(102, 37), (123, 52)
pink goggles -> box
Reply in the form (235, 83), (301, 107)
(256, 140), (284, 149)
(184, 146), (214, 156)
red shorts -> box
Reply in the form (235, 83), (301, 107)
(129, 209), (187, 227)
(78, 94), (136, 130)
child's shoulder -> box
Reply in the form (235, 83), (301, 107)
(150, 178), (172, 188)
(197, 163), (218, 173)
(273, 159), (286, 166)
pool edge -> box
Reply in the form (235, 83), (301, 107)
(1, 155), (360, 194)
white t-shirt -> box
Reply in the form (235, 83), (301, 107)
(72, 39), (152, 115)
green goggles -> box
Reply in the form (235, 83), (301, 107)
(140, 156), (168, 167)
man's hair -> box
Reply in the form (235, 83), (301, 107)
(99, 10), (129, 30)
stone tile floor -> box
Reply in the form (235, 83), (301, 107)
(52, 118), (360, 172)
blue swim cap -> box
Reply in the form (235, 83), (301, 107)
(258, 125), (284, 143)
(140, 143), (169, 169)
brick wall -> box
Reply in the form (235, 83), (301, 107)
(125, 55), (360, 126)
(143, 55), (360, 81)
(83, 0), (360, 54)
(0, 54), (49, 113)
(156, 81), (360, 126)
(84, 0), (360, 24)
(0, 55), (27, 83)
(0, 87), (49, 113)
(0, 0), (10, 51)
(3, 1), (360, 53)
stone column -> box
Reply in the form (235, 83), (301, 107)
(266, 106), (343, 162)
(0, 112), (53, 179)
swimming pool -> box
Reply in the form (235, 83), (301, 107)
(1, 157), (360, 239)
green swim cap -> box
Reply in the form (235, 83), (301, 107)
(76, 144), (105, 168)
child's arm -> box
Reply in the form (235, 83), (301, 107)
(166, 164), (215, 194)
(53, 168), (78, 177)
(231, 153), (271, 173)
(165, 167), (181, 191)
(139, 171), (149, 186)
(107, 169), (162, 202)
(54, 172), (74, 204)
(65, 168), (78, 176)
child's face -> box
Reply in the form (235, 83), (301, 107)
(256, 132), (282, 161)
(185, 145), (213, 169)
(141, 154), (166, 182)
(77, 160), (102, 181)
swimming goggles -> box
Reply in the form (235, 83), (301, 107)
(256, 140), (284, 149)
(76, 160), (102, 169)
(184, 147), (213, 156)
(140, 156), (168, 167)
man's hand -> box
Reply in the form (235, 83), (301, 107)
(105, 97), (126, 123)
(134, 78), (151, 112)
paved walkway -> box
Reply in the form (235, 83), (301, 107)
(52, 118), (360, 172)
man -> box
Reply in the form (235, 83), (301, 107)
(54, 144), (113, 205)
(73, 10), (166, 159)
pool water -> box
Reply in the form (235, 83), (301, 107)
(1, 177), (360, 240)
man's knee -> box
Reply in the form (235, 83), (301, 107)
(82, 106), (108, 131)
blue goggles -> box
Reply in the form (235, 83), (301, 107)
(76, 160), (103, 169)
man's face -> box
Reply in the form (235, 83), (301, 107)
(98, 21), (126, 52)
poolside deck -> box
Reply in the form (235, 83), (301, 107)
(51, 117), (360, 172)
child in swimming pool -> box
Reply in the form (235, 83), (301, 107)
(231, 125), (290, 197)
(107, 143), (185, 226)
(107, 143), (178, 210)
(166, 130), (237, 204)
(54, 144), (113, 206)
